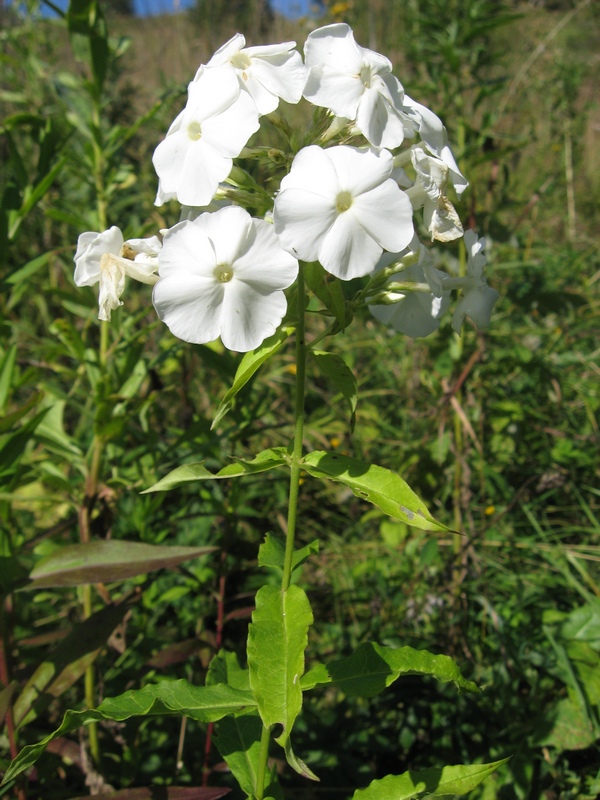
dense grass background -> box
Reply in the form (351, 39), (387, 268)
(1, 0), (599, 798)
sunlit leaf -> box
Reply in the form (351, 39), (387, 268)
(247, 586), (313, 768)
(301, 451), (449, 532)
(4, 681), (256, 783)
(143, 448), (288, 493)
(211, 326), (294, 429)
(258, 534), (319, 573)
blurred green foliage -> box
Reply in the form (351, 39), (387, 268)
(0, 0), (599, 798)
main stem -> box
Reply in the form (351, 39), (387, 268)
(255, 264), (307, 800)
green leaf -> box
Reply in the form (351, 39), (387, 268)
(300, 452), (449, 532)
(352, 759), (510, 799)
(3, 681), (256, 783)
(211, 326), (294, 429)
(312, 351), (357, 431)
(143, 448), (289, 493)
(304, 262), (348, 329)
(0, 345), (17, 412)
(206, 650), (250, 692)
(0, 557), (29, 595)
(26, 541), (216, 589)
(258, 534), (319, 573)
(247, 585), (313, 754)
(0, 681), (18, 725)
(300, 643), (478, 697)
(213, 714), (263, 797)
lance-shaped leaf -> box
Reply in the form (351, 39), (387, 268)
(13, 601), (135, 728)
(301, 452), (449, 532)
(247, 586), (314, 769)
(212, 326), (295, 429)
(258, 534), (319, 574)
(213, 714), (264, 798)
(3, 681), (256, 783)
(312, 351), (357, 431)
(352, 758), (510, 800)
(26, 541), (215, 589)
(144, 448), (289, 493)
(300, 643), (479, 696)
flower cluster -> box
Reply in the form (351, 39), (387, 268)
(75, 23), (498, 350)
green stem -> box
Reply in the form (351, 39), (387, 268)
(282, 264), (307, 593)
(255, 724), (272, 800)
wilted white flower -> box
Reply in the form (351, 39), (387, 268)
(452, 230), (499, 332)
(153, 206), (298, 352)
(402, 96), (468, 196)
(406, 145), (464, 242)
(273, 145), (414, 280)
(153, 68), (260, 207)
(201, 34), (308, 115)
(74, 227), (161, 321)
(303, 23), (416, 149)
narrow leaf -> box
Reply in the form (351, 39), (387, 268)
(301, 451), (449, 532)
(211, 326), (294, 429)
(4, 681), (256, 782)
(328, 643), (479, 697)
(312, 351), (358, 431)
(144, 449), (289, 493)
(27, 541), (215, 589)
(247, 586), (313, 749)
(352, 759), (510, 800)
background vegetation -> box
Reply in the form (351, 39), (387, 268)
(1, 0), (599, 798)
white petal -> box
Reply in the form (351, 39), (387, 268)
(326, 146), (392, 196)
(201, 205), (254, 266)
(423, 197), (464, 242)
(233, 219), (298, 290)
(207, 33), (246, 66)
(98, 261), (125, 321)
(279, 145), (340, 198)
(452, 285), (500, 333)
(186, 67), (241, 120)
(304, 67), (364, 117)
(273, 188), (337, 261)
(352, 182), (414, 252)
(153, 274), (225, 345)
(74, 227), (123, 287)
(220, 280), (288, 352)
(304, 24), (364, 73)
(319, 211), (383, 280)
(159, 217), (218, 279)
(245, 51), (307, 108)
(201, 91), (260, 157)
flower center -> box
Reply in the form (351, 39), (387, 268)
(214, 263), (234, 283)
(187, 121), (202, 141)
(359, 65), (373, 88)
(230, 51), (251, 71)
(336, 191), (353, 214)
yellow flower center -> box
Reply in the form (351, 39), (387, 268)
(214, 264), (234, 283)
(230, 51), (251, 71)
(336, 191), (353, 213)
(187, 121), (202, 141)
(359, 65), (373, 88)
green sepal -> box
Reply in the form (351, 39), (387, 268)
(212, 326), (295, 429)
(304, 262), (349, 329)
(143, 448), (289, 493)
(352, 758), (510, 800)
(300, 451), (449, 532)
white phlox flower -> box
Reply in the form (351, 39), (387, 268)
(153, 206), (298, 352)
(273, 145), (414, 281)
(402, 96), (468, 196)
(368, 240), (451, 338)
(303, 23), (416, 149)
(74, 227), (161, 321)
(201, 33), (308, 115)
(405, 146), (464, 243)
(153, 68), (260, 207)
(451, 230), (499, 333)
